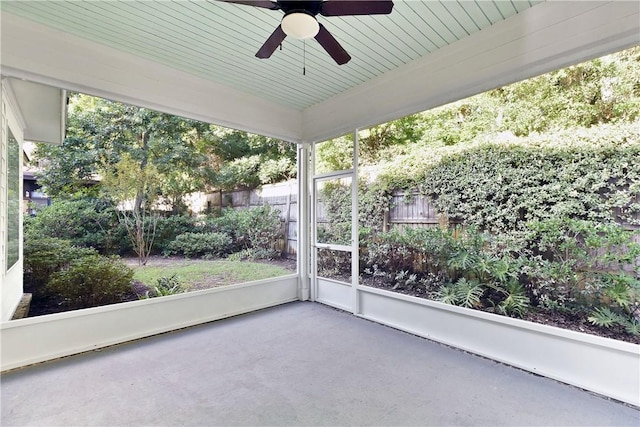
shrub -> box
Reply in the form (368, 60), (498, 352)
(153, 214), (197, 254)
(25, 197), (121, 254)
(587, 273), (640, 335)
(417, 124), (640, 232)
(46, 255), (134, 309)
(168, 232), (232, 258)
(23, 235), (98, 297)
(521, 219), (640, 310)
(205, 206), (282, 257)
(148, 275), (184, 298)
(317, 248), (352, 281)
(363, 227), (456, 279)
(239, 205), (282, 254)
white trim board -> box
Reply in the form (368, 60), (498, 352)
(1, 276), (298, 371)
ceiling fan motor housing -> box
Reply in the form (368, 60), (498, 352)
(281, 10), (319, 39)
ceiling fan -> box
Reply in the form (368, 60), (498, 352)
(222, 1), (394, 65)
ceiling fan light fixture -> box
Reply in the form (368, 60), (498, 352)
(281, 12), (319, 40)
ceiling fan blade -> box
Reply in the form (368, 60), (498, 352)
(315, 23), (351, 65)
(320, 1), (393, 16)
(256, 25), (287, 59)
(221, 0), (279, 10)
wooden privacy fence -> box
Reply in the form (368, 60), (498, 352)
(386, 191), (447, 231)
(212, 184), (640, 259)
(210, 182), (298, 257)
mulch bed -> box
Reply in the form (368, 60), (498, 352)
(358, 275), (640, 344)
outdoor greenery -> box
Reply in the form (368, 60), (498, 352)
(167, 232), (233, 258)
(314, 48), (640, 339)
(132, 260), (293, 291)
(26, 47), (640, 339)
(359, 223), (640, 333)
(46, 255), (134, 310)
(23, 235), (135, 311)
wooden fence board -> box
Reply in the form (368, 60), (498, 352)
(214, 184), (639, 265)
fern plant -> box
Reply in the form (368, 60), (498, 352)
(495, 281), (530, 318)
(437, 278), (483, 308)
(153, 274), (184, 297)
(587, 273), (640, 336)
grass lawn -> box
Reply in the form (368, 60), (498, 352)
(132, 259), (294, 291)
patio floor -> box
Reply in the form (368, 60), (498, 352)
(1, 301), (638, 426)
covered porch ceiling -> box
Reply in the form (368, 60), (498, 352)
(1, 1), (638, 143)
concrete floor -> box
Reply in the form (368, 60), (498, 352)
(1, 301), (638, 426)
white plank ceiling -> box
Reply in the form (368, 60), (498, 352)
(1, 0), (541, 110)
(2, 1), (638, 142)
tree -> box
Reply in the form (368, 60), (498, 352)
(207, 129), (297, 190)
(35, 93), (298, 200)
(35, 93), (216, 211)
(101, 153), (161, 265)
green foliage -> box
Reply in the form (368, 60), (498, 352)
(23, 236), (98, 297)
(36, 93), (297, 206)
(315, 136), (353, 174)
(358, 181), (392, 234)
(364, 227), (456, 279)
(208, 206), (282, 257)
(150, 275), (184, 297)
(317, 181), (352, 245)
(226, 248), (280, 261)
(585, 273), (640, 335)
(46, 255), (134, 309)
(167, 232), (232, 258)
(522, 219), (640, 311)
(214, 155), (262, 189)
(258, 157), (297, 185)
(24, 197), (121, 254)
(317, 248), (352, 280)
(25, 222), (134, 312)
(211, 131), (296, 190)
(414, 123), (640, 233)
(153, 215), (197, 254)
(493, 281), (531, 318)
(493, 50), (640, 135)
(437, 278), (483, 308)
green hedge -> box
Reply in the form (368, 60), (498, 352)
(375, 122), (640, 232)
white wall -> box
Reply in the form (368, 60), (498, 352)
(0, 80), (25, 321)
(1, 276), (298, 371)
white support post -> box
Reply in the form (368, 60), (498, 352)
(297, 143), (311, 301)
(351, 130), (359, 315)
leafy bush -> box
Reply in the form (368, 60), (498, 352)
(317, 181), (352, 245)
(167, 232), (232, 258)
(317, 248), (352, 281)
(258, 157), (296, 184)
(587, 273), (640, 335)
(23, 235), (98, 297)
(363, 227), (456, 279)
(46, 255), (134, 309)
(214, 155), (262, 189)
(25, 197), (122, 254)
(418, 124), (640, 233)
(147, 275), (184, 298)
(153, 214), (197, 254)
(522, 219), (640, 309)
(437, 278), (483, 308)
(227, 248), (279, 261)
(205, 206), (282, 258)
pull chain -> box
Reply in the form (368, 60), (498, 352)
(303, 40), (306, 76)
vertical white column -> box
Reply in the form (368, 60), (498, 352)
(297, 143), (311, 301)
(351, 130), (359, 315)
